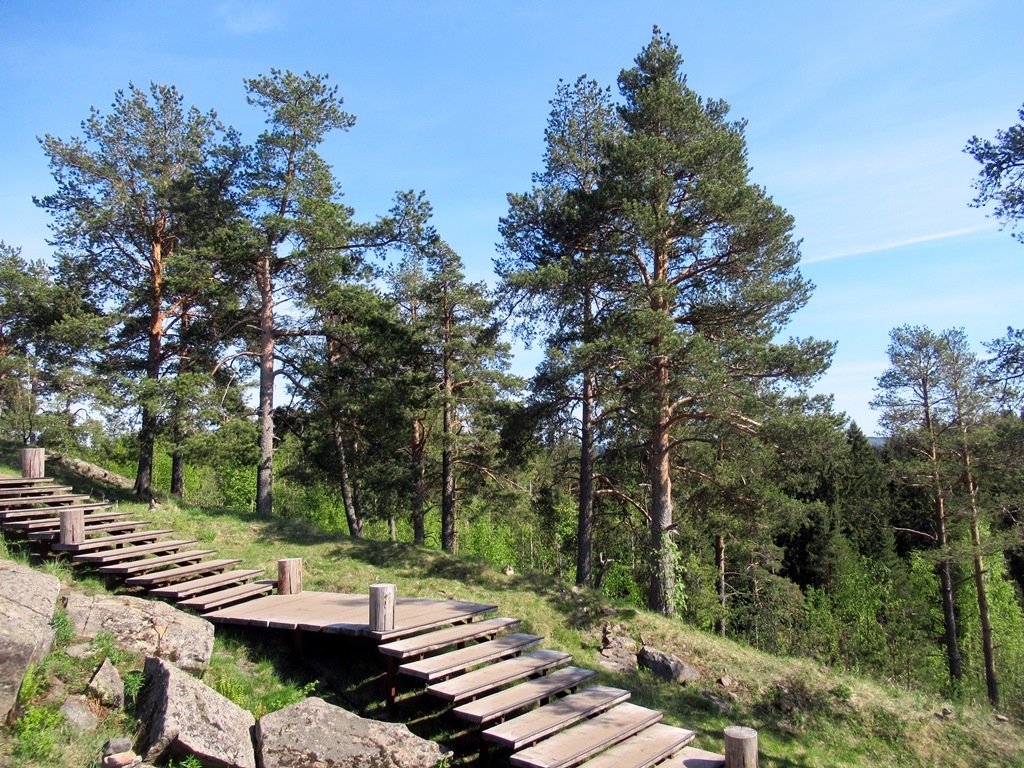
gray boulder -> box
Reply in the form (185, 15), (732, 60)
(637, 646), (702, 685)
(61, 695), (99, 732)
(89, 657), (125, 708)
(257, 696), (451, 768)
(65, 593), (214, 673)
(136, 656), (256, 768)
(0, 559), (61, 721)
(598, 623), (639, 674)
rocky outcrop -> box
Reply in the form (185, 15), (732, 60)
(637, 646), (702, 685)
(65, 593), (214, 673)
(256, 697), (451, 768)
(0, 559), (61, 721)
(597, 622), (639, 674)
(136, 656), (256, 768)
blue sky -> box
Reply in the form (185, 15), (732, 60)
(1, 0), (1022, 434)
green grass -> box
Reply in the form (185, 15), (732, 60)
(1, 458), (1023, 767)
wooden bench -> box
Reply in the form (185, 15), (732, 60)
(0, 477), (54, 487)
(427, 649), (571, 703)
(507, 702), (660, 768)
(399, 633), (542, 683)
(4, 511), (127, 530)
(452, 666), (597, 725)
(0, 502), (110, 521)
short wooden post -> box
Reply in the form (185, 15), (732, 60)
(21, 447), (45, 479)
(60, 508), (85, 547)
(278, 558), (303, 595)
(724, 725), (758, 768)
(369, 583), (396, 633)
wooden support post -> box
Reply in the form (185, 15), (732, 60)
(724, 725), (758, 768)
(21, 448), (45, 479)
(369, 583), (396, 633)
(278, 558), (303, 595)
(60, 508), (85, 547)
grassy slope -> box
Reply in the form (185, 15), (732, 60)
(1, 459), (1023, 768)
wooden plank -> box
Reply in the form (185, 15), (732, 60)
(575, 723), (696, 768)
(98, 549), (217, 575)
(508, 702), (660, 768)
(149, 569), (264, 599)
(452, 666), (598, 725)
(126, 558), (241, 586)
(72, 539), (199, 564)
(0, 477), (54, 486)
(28, 520), (148, 541)
(428, 649), (571, 703)
(485, 687), (633, 752)
(657, 746), (725, 768)
(379, 617), (520, 658)
(1, 502), (111, 521)
(399, 633), (542, 683)
(0, 484), (72, 497)
(203, 592), (499, 639)
(182, 580), (277, 612)
(366, 598), (499, 641)
(8, 512), (127, 531)
(52, 529), (172, 552)
(0, 492), (84, 506)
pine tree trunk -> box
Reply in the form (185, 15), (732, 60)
(171, 446), (185, 498)
(412, 417), (426, 545)
(333, 422), (363, 539)
(648, 398), (674, 615)
(256, 252), (275, 517)
(962, 440), (999, 706)
(717, 534), (727, 637)
(576, 367), (595, 587)
(135, 242), (165, 499)
(441, 394), (456, 553)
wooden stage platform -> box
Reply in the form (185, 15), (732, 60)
(203, 591), (497, 642)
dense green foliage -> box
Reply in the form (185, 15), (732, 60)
(3, 27), (1023, 731)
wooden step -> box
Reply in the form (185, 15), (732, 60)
(429, 649), (572, 703)
(379, 617), (521, 659)
(0, 477), (54, 486)
(509, 703), (662, 768)
(485, 686), (633, 753)
(73, 539), (199, 564)
(52, 529), (173, 552)
(399, 633), (543, 683)
(185, 580), (278, 612)
(148, 569), (264, 599)
(576, 723), (696, 768)
(98, 549), (218, 576)
(9, 511), (128, 531)
(0, 492), (84, 506)
(126, 558), (242, 587)
(28, 520), (148, 541)
(0, 484), (72, 496)
(1, 502), (111, 521)
(654, 745), (725, 768)
(453, 666), (599, 725)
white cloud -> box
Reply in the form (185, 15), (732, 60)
(217, 2), (281, 35)
(803, 225), (988, 264)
